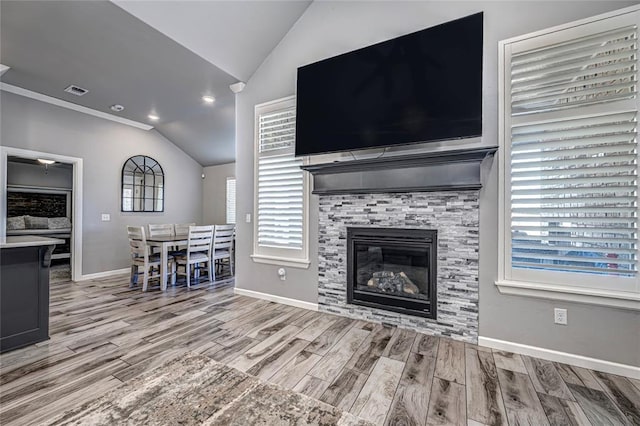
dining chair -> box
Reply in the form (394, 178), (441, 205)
(174, 223), (196, 236)
(173, 223), (196, 254)
(149, 223), (176, 254)
(175, 225), (213, 288)
(212, 224), (235, 281)
(127, 225), (171, 292)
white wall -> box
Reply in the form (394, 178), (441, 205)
(202, 162), (235, 225)
(235, 1), (640, 366)
(1, 91), (203, 275)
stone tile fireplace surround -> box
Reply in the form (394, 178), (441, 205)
(304, 147), (496, 344)
(318, 191), (480, 343)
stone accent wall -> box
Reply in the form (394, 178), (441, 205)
(7, 192), (68, 218)
(318, 192), (479, 343)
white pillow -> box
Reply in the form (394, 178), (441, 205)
(7, 216), (26, 230)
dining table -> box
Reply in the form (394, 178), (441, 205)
(145, 234), (188, 291)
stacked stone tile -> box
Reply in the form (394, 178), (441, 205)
(317, 191), (479, 343)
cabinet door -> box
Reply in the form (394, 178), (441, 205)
(1, 246), (51, 352)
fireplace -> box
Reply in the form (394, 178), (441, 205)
(347, 227), (437, 319)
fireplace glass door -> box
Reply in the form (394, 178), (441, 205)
(347, 227), (437, 319)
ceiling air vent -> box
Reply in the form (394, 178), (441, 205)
(64, 84), (89, 96)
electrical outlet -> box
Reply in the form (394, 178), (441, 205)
(278, 268), (286, 281)
(101, 213), (111, 222)
(554, 308), (567, 325)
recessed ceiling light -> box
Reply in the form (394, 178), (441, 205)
(148, 114), (159, 121)
(110, 104), (124, 112)
(37, 158), (55, 165)
(202, 95), (215, 104)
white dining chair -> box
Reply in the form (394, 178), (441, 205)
(175, 225), (213, 288)
(174, 223), (196, 236)
(212, 224), (235, 281)
(127, 225), (172, 292)
(173, 223), (196, 254)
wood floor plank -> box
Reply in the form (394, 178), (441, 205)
(434, 338), (465, 385)
(308, 326), (371, 383)
(320, 368), (369, 411)
(0, 358), (127, 421)
(496, 368), (550, 425)
(2, 375), (122, 426)
(567, 383), (628, 426)
(293, 374), (330, 399)
(345, 324), (395, 375)
(426, 377), (466, 426)
(246, 337), (310, 380)
(228, 324), (301, 372)
(382, 328), (416, 362)
(555, 362), (603, 390)
(239, 307), (302, 340)
(592, 370), (640, 425)
(523, 355), (575, 401)
(207, 337), (260, 364)
(465, 347), (507, 426)
(385, 350), (437, 426)
(492, 350), (528, 374)
(351, 357), (405, 426)
(412, 333), (439, 357)
(538, 392), (592, 426)
(114, 349), (188, 382)
(296, 314), (339, 341)
(269, 351), (322, 390)
(306, 316), (354, 356)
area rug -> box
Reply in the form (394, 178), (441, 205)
(47, 353), (374, 425)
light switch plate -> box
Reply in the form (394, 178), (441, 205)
(101, 213), (111, 222)
(245, 213), (251, 223)
(554, 308), (567, 325)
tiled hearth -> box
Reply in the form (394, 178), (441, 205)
(318, 191), (480, 343)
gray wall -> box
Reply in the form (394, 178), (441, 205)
(1, 91), (203, 275)
(7, 161), (73, 189)
(202, 162), (235, 225)
(235, 1), (640, 366)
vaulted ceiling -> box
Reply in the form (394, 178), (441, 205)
(0, 1), (311, 166)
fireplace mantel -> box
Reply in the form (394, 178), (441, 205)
(301, 146), (498, 195)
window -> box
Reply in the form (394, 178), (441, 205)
(498, 6), (640, 308)
(226, 177), (236, 224)
(251, 96), (309, 268)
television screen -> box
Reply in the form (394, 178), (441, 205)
(295, 13), (483, 156)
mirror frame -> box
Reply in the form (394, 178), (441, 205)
(121, 155), (165, 212)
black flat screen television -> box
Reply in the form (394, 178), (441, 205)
(295, 12), (483, 157)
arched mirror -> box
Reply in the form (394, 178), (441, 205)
(121, 155), (164, 212)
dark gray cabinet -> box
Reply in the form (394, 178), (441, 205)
(1, 244), (53, 353)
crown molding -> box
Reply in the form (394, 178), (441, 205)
(0, 83), (153, 131)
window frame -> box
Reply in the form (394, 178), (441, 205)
(496, 5), (640, 310)
(251, 96), (310, 269)
(226, 177), (236, 225)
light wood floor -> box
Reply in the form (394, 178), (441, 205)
(1, 275), (639, 426)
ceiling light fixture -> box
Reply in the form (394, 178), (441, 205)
(37, 158), (55, 165)
(202, 95), (215, 104)
(148, 114), (159, 121)
(229, 82), (246, 94)
(110, 104), (125, 112)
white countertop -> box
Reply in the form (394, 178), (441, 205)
(0, 235), (65, 249)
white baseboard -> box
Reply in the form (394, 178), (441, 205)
(478, 336), (640, 380)
(77, 268), (129, 282)
(234, 287), (318, 312)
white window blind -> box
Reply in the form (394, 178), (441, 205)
(253, 97), (308, 265)
(511, 112), (638, 276)
(500, 8), (640, 295)
(226, 177), (236, 224)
